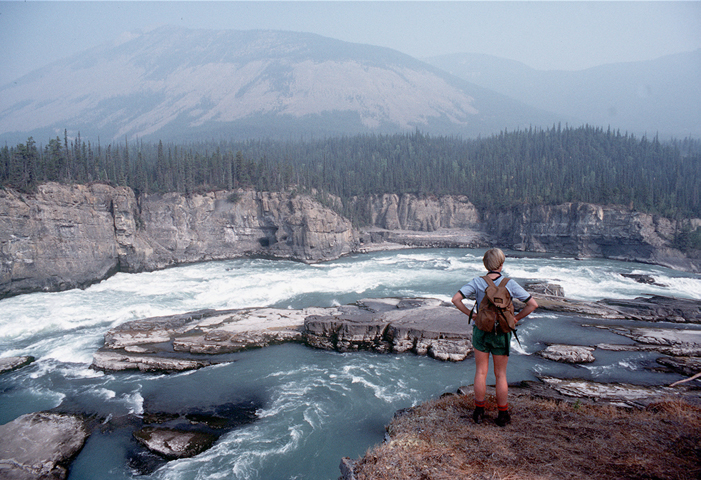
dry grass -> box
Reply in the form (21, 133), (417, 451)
(351, 393), (701, 480)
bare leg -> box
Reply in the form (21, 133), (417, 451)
(493, 354), (509, 407)
(474, 349), (490, 402)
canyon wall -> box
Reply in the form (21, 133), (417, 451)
(0, 183), (356, 298)
(481, 203), (700, 272)
(1, 183), (698, 298)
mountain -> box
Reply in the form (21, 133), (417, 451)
(0, 26), (562, 144)
(424, 50), (701, 139)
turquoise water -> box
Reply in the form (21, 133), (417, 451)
(0, 248), (699, 479)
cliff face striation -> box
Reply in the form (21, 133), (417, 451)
(482, 202), (700, 271)
(1, 183), (698, 298)
(0, 183), (356, 298)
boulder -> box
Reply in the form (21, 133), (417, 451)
(0, 356), (34, 374)
(133, 427), (217, 460)
(621, 273), (666, 286)
(0, 412), (88, 480)
(524, 281), (564, 297)
(537, 344), (595, 364)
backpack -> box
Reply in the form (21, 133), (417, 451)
(470, 276), (517, 335)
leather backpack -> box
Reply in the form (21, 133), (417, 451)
(471, 276), (517, 334)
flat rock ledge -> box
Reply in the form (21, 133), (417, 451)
(304, 298), (472, 361)
(92, 299), (474, 372)
(0, 412), (88, 480)
(92, 294), (701, 373)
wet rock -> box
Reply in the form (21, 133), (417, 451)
(304, 298), (473, 361)
(94, 306), (333, 372)
(518, 294), (626, 318)
(521, 294), (701, 324)
(593, 325), (701, 352)
(524, 281), (564, 297)
(92, 351), (213, 372)
(537, 345), (595, 364)
(655, 356), (701, 377)
(133, 427), (217, 460)
(0, 356), (34, 374)
(621, 273), (666, 286)
(528, 376), (681, 408)
(339, 457), (358, 480)
(132, 401), (259, 468)
(597, 296), (701, 323)
(0, 412), (88, 480)
(94, 295), (700, 373)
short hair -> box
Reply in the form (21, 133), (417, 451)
(483, 248), (505, 271)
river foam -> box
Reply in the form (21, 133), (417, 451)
(1, 248), (699, 479)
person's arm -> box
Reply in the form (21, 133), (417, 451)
(452, 291), (473, 316)
(515, 297), (538, 322)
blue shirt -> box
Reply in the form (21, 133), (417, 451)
(459, 275), (531, 311)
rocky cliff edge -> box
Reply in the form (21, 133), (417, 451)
(0, 183), (357, 298)
(1, 184), (698, 298)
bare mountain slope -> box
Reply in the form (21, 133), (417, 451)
(0, 26), (561, 143)
(425, 50), (701, 139)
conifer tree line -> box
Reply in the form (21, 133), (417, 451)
(1, 125), (700, 224)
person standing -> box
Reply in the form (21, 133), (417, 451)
(451, 248), (538, 426)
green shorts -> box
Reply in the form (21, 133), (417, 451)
(472, 326), (512, 356)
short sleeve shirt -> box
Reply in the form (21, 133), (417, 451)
(459, 275), (531, 311)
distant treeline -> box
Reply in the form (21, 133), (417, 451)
(2, 126), (700, 224)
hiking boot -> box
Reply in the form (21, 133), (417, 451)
(495, 409), (511, 427)
(472, 406), (484, 424)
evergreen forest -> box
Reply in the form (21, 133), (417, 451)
(2, 125), (700, 227)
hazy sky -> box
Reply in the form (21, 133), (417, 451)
(0, 1), (700, 86)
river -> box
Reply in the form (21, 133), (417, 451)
(1, 248), (700, 479)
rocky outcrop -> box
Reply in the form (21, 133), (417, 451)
(0, 356), (34, 374)
(537, 345), (596, 364)
(132, 190), (357, 271)
(0, 183), (357, 298)
(2, 184), (698, 298)
(356, 193), (480, 232)
(0, 412), (88, 480)
(0, 183), (128, 297)
(92, 298), (473, 372)
(92, 306), (336, 372)
(304, 298), (473, 361)
(92, 294), (700, 373)
(482, 202), (700, 272)
(133, 427), (217, 460)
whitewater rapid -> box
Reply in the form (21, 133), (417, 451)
(1, 248), (699, 479)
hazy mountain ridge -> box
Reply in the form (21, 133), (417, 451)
(424, 50), (701, 139)
(0, 26), (560, 144)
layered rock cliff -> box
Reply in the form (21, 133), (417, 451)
(0, 183), (356, 298)
(482, 203), (700, 271)
(1, 183), (698, 298)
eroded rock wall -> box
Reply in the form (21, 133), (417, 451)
(358, 193), (480, 231)
(0, 184), (357, 298)
(482, 203), (699, 271)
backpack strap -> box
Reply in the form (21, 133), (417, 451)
(483, 275), (509, 287)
